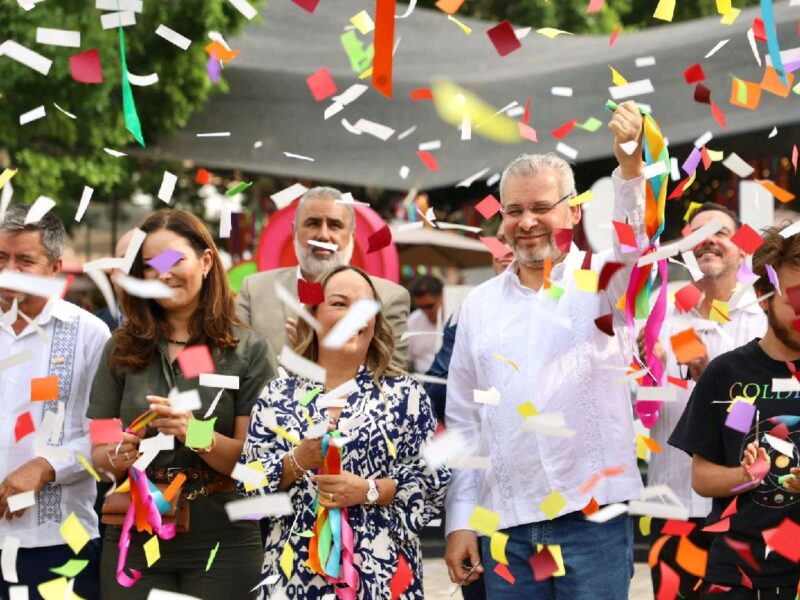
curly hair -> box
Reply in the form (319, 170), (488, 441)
(111, 209), (240, 370)
(753, 223), (800, 298)
(294, 265), (404, 382)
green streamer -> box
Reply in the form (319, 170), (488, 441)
(119, 27), (145, 147)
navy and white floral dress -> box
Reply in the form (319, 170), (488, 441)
(240, 366), (450, 599)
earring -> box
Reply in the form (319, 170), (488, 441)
(203, 271), (208, 280)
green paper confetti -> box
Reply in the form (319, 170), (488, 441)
(340, 30), (374, 73)
(576, 117), (603, 132)
(226, 181), (253, 196)
(298, 386), (323, 406)
(294, 529), (315, 538)
(119, 27), (144, 147)
(547, 285), (565, 299)
(206, 542), (220, 572)
(49, 559), (89, 578)
(186, 417), (217, 448)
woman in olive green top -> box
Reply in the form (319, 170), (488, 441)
(88, 209), (276, 599)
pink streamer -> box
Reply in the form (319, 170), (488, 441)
(116, 469), (177, 588)
(323, 508), (358, 600)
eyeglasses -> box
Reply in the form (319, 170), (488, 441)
(500, 192), (574, 219)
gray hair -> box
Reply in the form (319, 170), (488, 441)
(0, 204), (65, 264)
(295, 186), (356, 230)
(498, 153), (577, 203)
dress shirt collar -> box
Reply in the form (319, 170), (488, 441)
(504, 242), (583, 290)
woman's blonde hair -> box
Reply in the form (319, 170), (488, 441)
(294, 265), (404, 382)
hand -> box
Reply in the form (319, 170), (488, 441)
(106, 431), (142, 471)
(313, 472), (369, 509)
(285, 318), (299, 349)
(293, 435), (326, 472)
(609, 100), (644, 179)
(637, 330), (665, 369)
(0, 458), (55, 520)
(148, 395), (193, 443)
(783, 468), (800, 493)
(445, 530), (484, 585)
(686, 353), (709, 381)
(739, 441), (770, 489)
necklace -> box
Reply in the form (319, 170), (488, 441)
(167, 338), (189, 345)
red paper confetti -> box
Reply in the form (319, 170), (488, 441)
(487, 20), (522, 57)
(416, 150), (440, 171)
(661, 519), (696, 537)
(409, 88), (433, 101)
(675, 283), (702, 313)
(730, 224), (765, 254)
(762, 518), (800, 562)
(389, 553), (413, 600)
(609, 24), (621, 46)
(710, 100), (727, 129)
(518, 122), (538, 142)
(594, 314), (614, 336)
(793, 145), (798, 173)
(89, 419), (124, 444)
(721, 496), (739, 519)
(291, 0), (320, 13)
(667, 375), (689, 389)
(694, 83), (711, 104)
(479, 236), (513, 259)
(598, 262), (624, 290)
(176, 345), (215, 379)
(684, 63), (706, 84)
(581, 496), (600, 515)
(723, 537), (760, 572)
(494, 563), (516, 584)
(753, 17), (767, 42)
(787, 284), (800, 313)
(61, 274), (74, 299)
(657, 562), (680, 600)
(14, 412), (35, 442)
(306, 67), (338, 101)
(613, 221), (637, 247)
(297, 279), (324, 305)
(372, 0), (396, 99)
(702, 517), (731, 532)
(367, 224), (393, 254)
(668, 177), (692, 200)
(195, 168), (211, 185)
(551, 120), (577, 139)
(700, 147), (712, 170)
(553, 229), (573, 253)
(738, 565), (754, 589)
(587, 0), (605, 13)
(475, 194), (502, 219)
(529, 547), (558, 581)
(70, 49), (103, 84)
(770, 422), (789, 440)
(522, 96), (531, 124)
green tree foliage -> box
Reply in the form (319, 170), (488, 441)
(418, 0), (758, 33)
(0, 0), (258, 223)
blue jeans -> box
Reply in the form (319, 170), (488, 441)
(480, 511), (633, 599)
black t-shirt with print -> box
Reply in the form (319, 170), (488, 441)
(669, 339), (800, 588)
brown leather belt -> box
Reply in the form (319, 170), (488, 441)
(147, 467), (235, 500)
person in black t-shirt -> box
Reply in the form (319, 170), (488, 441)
(669, 225), (800, 598)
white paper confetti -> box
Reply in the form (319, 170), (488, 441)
(155, 24), (191, 50)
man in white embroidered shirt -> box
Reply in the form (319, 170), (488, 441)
(444, 101), (646, 598)
(640, 202), (766, 597)
(0, 206), (110, 599)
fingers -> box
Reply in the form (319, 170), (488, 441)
(119, 432), (141, 446)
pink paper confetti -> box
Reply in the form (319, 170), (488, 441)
(146, 249), (184, 275)
(587, 0), (604, 13)
(766, 264), (781, 295)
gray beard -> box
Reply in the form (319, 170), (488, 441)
(511, 235), (561, 268)
(294, 237), (355, 280)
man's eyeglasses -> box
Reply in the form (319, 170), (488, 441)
(500, 192), (574, 219)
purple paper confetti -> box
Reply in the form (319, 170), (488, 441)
(146, 248), (183, 275)
(736, 262), (759, 287)
(725, 400), (756, 433)
(766, 264), (781, 295)
(206, 56), (221, 84)
(682, 147), (702, 176)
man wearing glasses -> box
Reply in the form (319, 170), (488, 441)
(640, 202), (766, 598)
(444, 101), (647, 598)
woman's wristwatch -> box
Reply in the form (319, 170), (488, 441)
(366, 479), (380, 504)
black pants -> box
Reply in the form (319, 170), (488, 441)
(699, 583), (800, 599)
(0, 539), (101, 600)
(648, 516), (712, 599)
(461, 539), (486, 600)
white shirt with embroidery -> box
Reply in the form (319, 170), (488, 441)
(648, 299), (767, 518)
(445, 168), (648, 534)
(0, 298), (110, 548)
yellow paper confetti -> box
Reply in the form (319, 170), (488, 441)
(716, 0), (731, 13)
(492, 352), (520, 372)
(536, 28), (573, 39)
(490, 531), (509, 565)
(720, 7), (741, 24)
(206, 541), (220, 572)
(244, 460), (269, 492)
(636, 434), (663, 459)
(639, 515), (653, 536)
(653, 0), (675, 21)
(683, 201), (703, 222)
(0, 168), (18, 190)
(383, 430), (397, 458)
(116, 479), (131, 493)
(609, 66), (628, 86)
(537, 544), (566, 576)
(710, 299), (730, 323)
(38, 577), (82, 600)
(280, 542), (294, 579)
(350, 10), (375, 34)
(432, 81), (521, 144)
(706, 148), (724, 162)
(143, 535), (160, 567)
(358, 67), (373, 79)
(447, 14), (472, 34)
(77, 454), (100, 482)
(468, 506), (501, 536)
(569, 190), (594, 207)
(272, 426), (301, 446)
(300, 406), (314, 426)
(60, 512), (89, 555)
(517, 401), (538, 418)
(574, 269), (599, 292)
(539, 491), (567, 520)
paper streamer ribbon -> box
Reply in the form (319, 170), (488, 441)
(308, 432), (358, 599)
(116, 468), (176, 588)
(118, 27), (145, 146)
